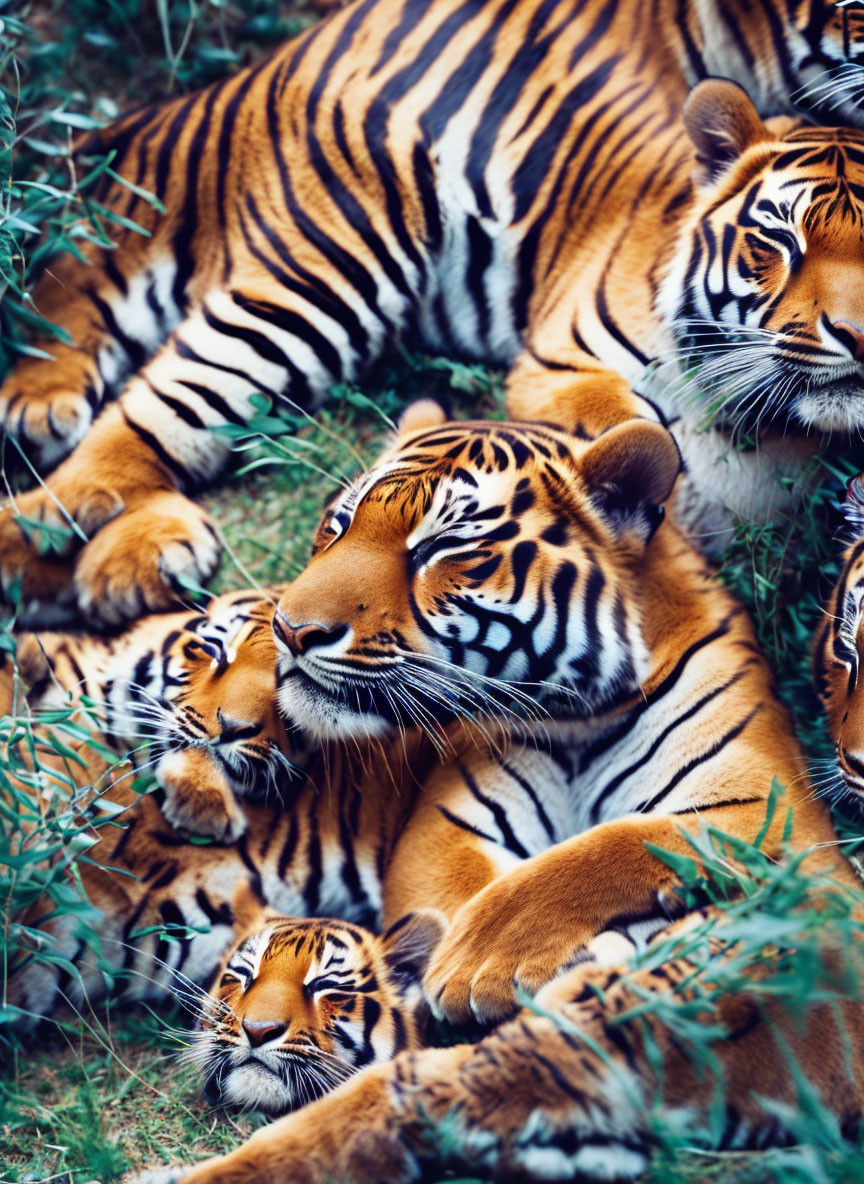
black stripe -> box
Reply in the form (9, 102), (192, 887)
(638, 706), (762, 814)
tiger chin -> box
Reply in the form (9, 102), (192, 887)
(187, 889), (445, 1115)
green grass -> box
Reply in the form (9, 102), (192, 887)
(0, 1007), (265, 1182)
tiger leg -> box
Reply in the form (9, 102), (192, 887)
(0, 286), (353, 622)
(423, 797), (857, 1024)
(381, 746), (563, 924)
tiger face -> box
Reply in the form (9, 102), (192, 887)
(192, 902), (444, 1115)
(662, 78), (864, 437)
(814, 476), (864, 801)
(143, 591), (300, 841)
(273, 402), (680, 741)
(22, 589), (299, 841)
(778, 0), (864, 123)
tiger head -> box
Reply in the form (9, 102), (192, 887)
(696, 1), (864, 126)
(661, 77), (864, 437)
(272, 402), (681, 741)
(814, 474), (864, 800)
(20, 588), (301, 841)
(192, 889), (445, 1114)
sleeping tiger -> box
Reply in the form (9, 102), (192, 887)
(126, 405), (864, 1182)
(187, 890), (443, 1116)
(4, 0), (864, 623)
(7, 632), (441, 1113)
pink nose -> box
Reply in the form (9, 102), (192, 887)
(833, 319), (864, 362)
(242, 1018), (286, 1048)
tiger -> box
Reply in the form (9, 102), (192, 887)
(4, 0), (864, 624)
(192, 888), (443, 1115)
(8, 615), (443, 1106)
(127, 404), (864, 1184)
(13, 587), (299, 843)
(5, 588), (433, 1022)
(813, 471), (864, 804)
(128, 931), (864, 1184)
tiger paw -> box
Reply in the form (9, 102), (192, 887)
(74, 491), (221, 626)
(156, 749), (247, 843)
(424, 878), (592, 1025)
(0, 379), (97, 469)
(0, 476), (130, 615)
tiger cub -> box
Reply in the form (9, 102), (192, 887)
(193, 889), (443, 1115)
(5, 0), (864, 623)
(14, 587), (298, 843)
(5, 633), (443, 1110)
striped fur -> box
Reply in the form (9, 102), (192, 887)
(813, 472), (864, 806)
(129, 936), (864, 1184)
(274, 408), (854, 1026)
(10, 412), (860, 1154)
(3, 2), (864, 622)
(12, 413), (851, 1027)
(125, 413), (864, 1181)
(186, 903), (443, 1115)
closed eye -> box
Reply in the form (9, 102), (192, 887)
(219, 967), (250, 991)
(410, 532), (478, 566)
(305, 975), (357, 997)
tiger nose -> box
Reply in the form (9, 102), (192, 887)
(832, 319), (864, 362)
(273, 612), (346, 656)
(242, 1018), (286, 1048)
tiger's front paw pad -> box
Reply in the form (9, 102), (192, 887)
(75, 492), (221, 625)
(157, 749), (247, 843)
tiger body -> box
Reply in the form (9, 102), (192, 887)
(131, 939), (864, 1184)
(5, 1), (864, 622)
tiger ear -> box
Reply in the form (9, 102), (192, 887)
(683, 79), (771, 184)
(380, 909), (447, 994)
(395, 399), (449, 442)
(579, 420), (681, 543)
